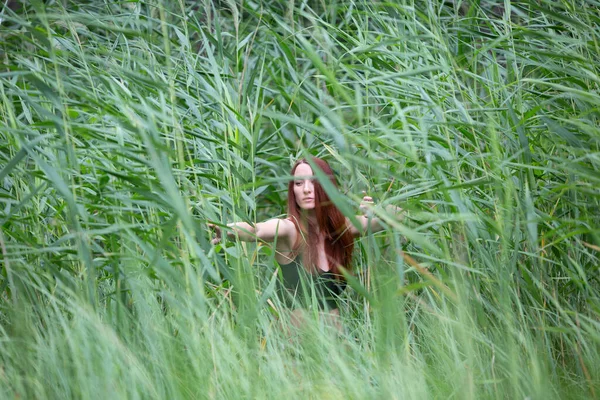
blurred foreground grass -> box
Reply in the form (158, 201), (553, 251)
(0, 1), (599, 399)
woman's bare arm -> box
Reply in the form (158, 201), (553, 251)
(210, 218), (296, 244)
(347, 195), (404, 237)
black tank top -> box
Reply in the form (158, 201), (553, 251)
(278, 254), (346, 310)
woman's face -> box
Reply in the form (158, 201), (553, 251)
(293, 163), (316, 210)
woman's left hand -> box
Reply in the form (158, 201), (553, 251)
(359, 193), (375, 216)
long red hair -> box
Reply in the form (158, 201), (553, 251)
(287, 157), (354, 277)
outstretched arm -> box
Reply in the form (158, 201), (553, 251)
(348, 195), (404, 237)
(210, 218), (296, 244)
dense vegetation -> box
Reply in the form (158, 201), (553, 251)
(1, 0), (599, 398)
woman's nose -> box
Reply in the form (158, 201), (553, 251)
(303, 181), (312, 192)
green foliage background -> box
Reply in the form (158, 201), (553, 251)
(1, 0), (599, 398)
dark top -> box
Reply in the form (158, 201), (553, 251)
(278, 254), (346, 310)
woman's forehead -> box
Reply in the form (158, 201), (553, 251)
(294, 163), (313, 176)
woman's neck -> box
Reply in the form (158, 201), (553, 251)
(300, 209), (317, 225)
(301, 209), (317, 223)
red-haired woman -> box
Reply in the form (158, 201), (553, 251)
(211, 157), (399, 316)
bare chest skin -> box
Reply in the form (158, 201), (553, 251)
(315, 239), (329, 272)
(275, 229), (330, 272)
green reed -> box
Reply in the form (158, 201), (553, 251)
(0, 0), (598, 398)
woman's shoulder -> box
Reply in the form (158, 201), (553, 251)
(254, 217), (297, 240)
(266, 217), (298, 253)
(283, 216), (298, 226)
(265, 217), (296, 229)
(281, 217), (299, 236)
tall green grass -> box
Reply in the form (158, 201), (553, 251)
(1, 0), (599, 398)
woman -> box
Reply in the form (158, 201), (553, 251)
(210, 157), (397, 314)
